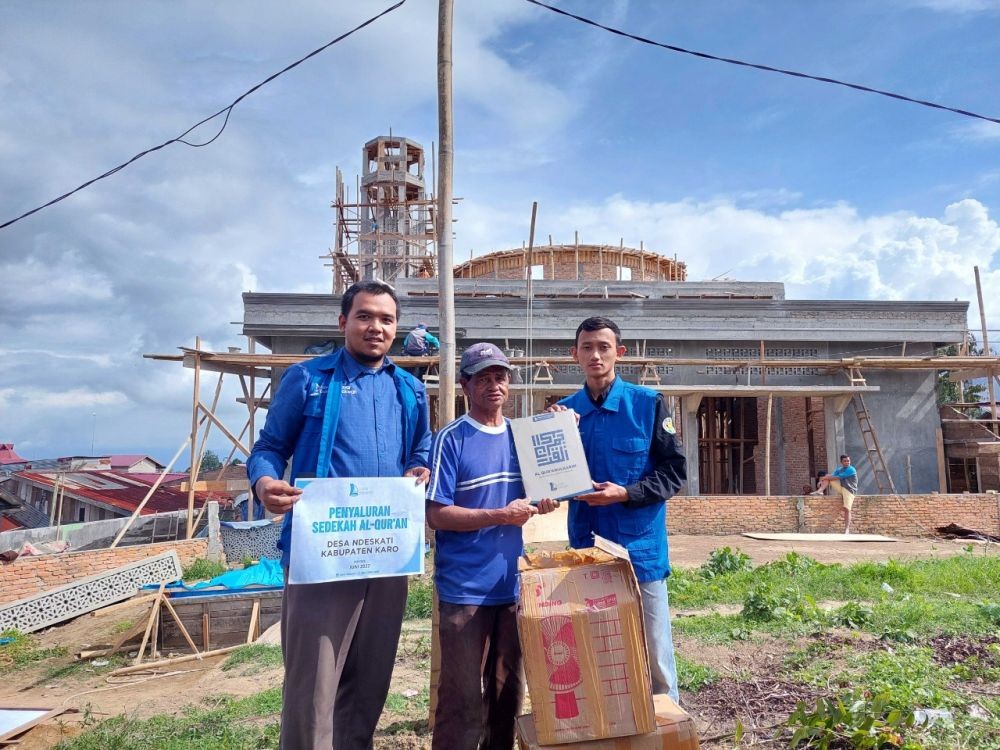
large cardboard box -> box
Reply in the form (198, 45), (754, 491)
(516, 695), (700, 750)
(518, 538), (655, 745)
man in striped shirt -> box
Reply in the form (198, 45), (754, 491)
(427, 342), (557, 750)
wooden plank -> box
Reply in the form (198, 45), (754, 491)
(133, 582), (166, 666)
(743, 532), (896, 542)
(161, 597), (201, 656)
(246, 601), (260, 643)
(110, 645), (243, 676)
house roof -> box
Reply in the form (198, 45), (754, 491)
(0, 480), (52, 530)
(0, 444), (27, 465)
(108, 454), (165, 470)
(15, 470), (214, 515)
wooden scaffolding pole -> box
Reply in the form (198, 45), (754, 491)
(111, 436), (193, 548)
(975, 266), (997, 437)
(187, 337), (202, 539)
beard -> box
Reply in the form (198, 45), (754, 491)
(348, 343), (387, 365)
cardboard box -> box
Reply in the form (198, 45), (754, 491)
(516, 695), (700, 750)
(518, 538), (655, 745)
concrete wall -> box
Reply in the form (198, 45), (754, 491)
(0, 509), (191, 553)
(243, 290), (968, 497)
(667, 493), (1000, 537)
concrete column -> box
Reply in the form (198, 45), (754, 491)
(681, 394), (703, 496)
(823, 395), (853, 474)
(775, 398), (787, 495)
(206, 500), (225, 563)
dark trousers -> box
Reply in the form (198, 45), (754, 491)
(279, 575), (408, 750)
(432, 602), (524, 750)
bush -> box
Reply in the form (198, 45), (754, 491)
(783, 691), (921, 749)
(181, 558), (228, 582)
(831, 602), (874, 629)
(742, 584), (822, 624)
(699, 547), (753, 579)
(405, 578), (434, 620)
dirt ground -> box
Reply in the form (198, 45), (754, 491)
(3, 534), (996, 748)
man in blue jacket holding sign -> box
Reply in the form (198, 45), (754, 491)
(551, 316), (687, 703)
(247, 280), (431, 750)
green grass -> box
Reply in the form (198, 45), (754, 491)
(383, 687), (429, 713)
(181, 558), (228, 582)
(110, 619), (136, 635)
(56, 689), (282, 750)
(221, 644), (283, 674)
(668, 550), (1000, 611)
(669, 551), (1000, 644)
(0, 629), (67, 673)
(405, 577), (434, 620)
(44, 654), (128, 681)
(675, 654), (718, 692)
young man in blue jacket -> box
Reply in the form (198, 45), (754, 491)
(552, 316), (687, 703)
(247, 280), (431, 750)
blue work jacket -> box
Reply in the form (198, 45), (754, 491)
(246, 348), (431, 566)
(559, 378), (670, 582)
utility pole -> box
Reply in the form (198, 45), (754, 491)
(437, 0), (456, 425)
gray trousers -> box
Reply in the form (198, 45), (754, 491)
(279, 575), (408, 750)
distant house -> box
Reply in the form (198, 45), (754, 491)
(0, 477), (50, 531)
(107, 454), (167, 473)
(0, 443), (29, 473)
(3, 469), (221, 526)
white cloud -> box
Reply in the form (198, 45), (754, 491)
(538, 194), (1000, 326)
(2, 388), (129, 410)
(950, 120), (1000, 143)
(903, 0), (1000, 10)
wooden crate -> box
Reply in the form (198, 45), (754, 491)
(158, 589), (282, 651)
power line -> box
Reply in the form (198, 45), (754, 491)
(525, 0), (1000, 127)
(0, 0), (407, 231)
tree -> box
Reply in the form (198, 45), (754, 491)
(199, 450), (223, 473)
(936, 336), (987, 413)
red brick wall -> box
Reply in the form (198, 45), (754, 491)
(754, 397), (827, 495)
(668, 493), (1000, 537)
(0, 539), (209, 606)
(454, 247), (685, 282)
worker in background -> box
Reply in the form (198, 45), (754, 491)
(247, 280), (432, 749)
(548, 316), (687, 703)
(403, 322), (439, 356)
(427, 342), (558, 750)
(811, 454), (858, 534)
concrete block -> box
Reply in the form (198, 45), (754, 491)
(0, 550), (182, 633)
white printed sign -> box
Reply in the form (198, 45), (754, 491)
(510, 410), (593, 501)
(289, 477), (425, 585)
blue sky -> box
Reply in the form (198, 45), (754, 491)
(2, 0), (999, 462)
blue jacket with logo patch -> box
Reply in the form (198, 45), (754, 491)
(246, 348), (431, 567)
(559, 377), (686, 582)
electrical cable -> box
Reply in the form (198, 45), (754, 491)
(525, 0), (1000, 127)
(0, 0), (407, 230)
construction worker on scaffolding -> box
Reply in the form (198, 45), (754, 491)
(403, 322), (439, 356)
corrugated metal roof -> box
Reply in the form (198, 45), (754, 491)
(15, 470), (213, 515)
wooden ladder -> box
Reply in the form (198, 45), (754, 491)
(851, 392), (897, 495)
